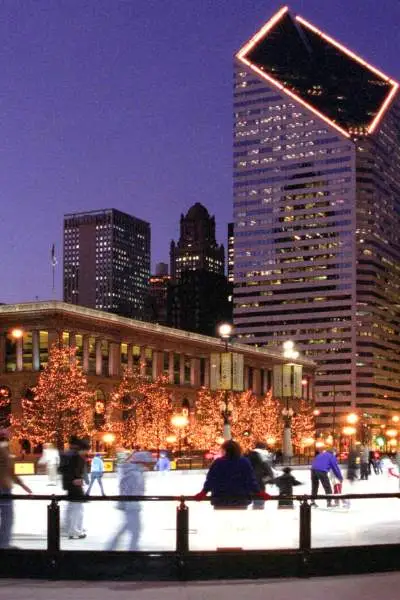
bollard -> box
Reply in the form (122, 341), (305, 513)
(299, 497), (311, 551)
(176, 496), (189, 554)
(47, 496), (60, 553)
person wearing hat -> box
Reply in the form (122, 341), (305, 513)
(0, 429), (32, 549)
(106, 451), (155, 551)
(63, 437), (90, 540)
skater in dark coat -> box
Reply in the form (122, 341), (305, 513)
(271, 467), (302, 509)
(247, 442), (274, 509)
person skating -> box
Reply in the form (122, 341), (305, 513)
(61, 437), (90, 540)
(270, 467), (302, 509)
(106, 451), (155, 551)
(195, 440), (270, 508)
(154, 451), (171, 472)
(38, 443), (60, 486)
(310, 449), (343, 507)
(86, 453), (105, 496)
(247, 442), (274, 509)
(0, 429), (32, 549)
(359, 445), (369, 480)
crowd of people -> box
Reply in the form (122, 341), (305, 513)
(1, 428), (400, 550)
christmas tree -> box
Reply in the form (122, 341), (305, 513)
(12, 344), (94, 448)
(0, 386), (11, 428)
(191, 387), (224, 450)
(262, 389), (283, 448)
(110, 370), (172, 450)
(291, 397), (315, 453)
(231, 390), (259, 452)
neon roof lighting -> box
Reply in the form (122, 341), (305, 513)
(236, 6), (398, 137)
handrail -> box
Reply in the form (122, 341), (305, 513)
(4, 492), (400, 501)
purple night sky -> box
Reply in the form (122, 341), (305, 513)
(1, 0), (399, 304)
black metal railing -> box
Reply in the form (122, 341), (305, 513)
(1, 492), (400, 580)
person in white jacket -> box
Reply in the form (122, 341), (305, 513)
(39, 443), (60, 486)
(106, 451), (155, 551)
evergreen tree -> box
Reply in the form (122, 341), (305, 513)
(12, 344), (94, 448)
(291, 397), (315, 453)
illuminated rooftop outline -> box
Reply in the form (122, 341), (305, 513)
(236, 6), (398, 136)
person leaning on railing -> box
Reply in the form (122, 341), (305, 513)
(0, 429), (32, 549)
(194, 440), (270, 508)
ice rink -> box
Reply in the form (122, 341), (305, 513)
(8, 467), (400, 551)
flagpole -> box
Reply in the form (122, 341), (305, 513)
(51, 244), (57, 298)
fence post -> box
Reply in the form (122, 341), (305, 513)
(176, 495), (189, 554)
(47, 496), (60, 554)
(299, 496), (311, 577)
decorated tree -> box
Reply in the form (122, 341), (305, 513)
(0, 386), (11, 428)
(291, 398), (315, 453)
(231, 390), (260, 452)
(11, 344), (94, 448)
(191, 387), (225, 450)
(110, 370), (172, 450)
(262, 389), (283, 449)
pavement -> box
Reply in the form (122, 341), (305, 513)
(1, 573), (400, 600)
(9, 468), (400, 551)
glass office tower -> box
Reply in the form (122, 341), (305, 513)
(233, 6), (400, 431)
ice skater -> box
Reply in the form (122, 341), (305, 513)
(310, 449), (343, 507)
(86, 453), (106, 496)
(270, 467), (302, 509)
(39, 443), (60, 486)
(61, 437), (90, 540)
(106, 451), (155, 551)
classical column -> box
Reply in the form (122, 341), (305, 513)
(48, 330), (60, 350)
(32, 330), (40, 372)
(109, 342), (120, 377)
(252, 368), (261, 396)
(69, 332), (76, 365)
(140, 347), (147, 378)
(204, 357), (210, 387)
(152, 350), (164, 381)
(168, 351), (175, 384)
(82, 335), (89, 373)
(16, 337), (23, 372)
(95, 339), (102, 376)
(244, 366), (250, 391)
(127, 344), (133, 371)
(0, 334), (5, 374)
(179, 354), (185, 385)
(190, 357), (200, 387)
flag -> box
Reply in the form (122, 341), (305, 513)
(51, 244), (57, 267)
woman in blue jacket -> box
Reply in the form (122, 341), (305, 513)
(195, 440), (269, 508)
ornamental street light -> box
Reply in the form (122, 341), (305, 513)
(281, 340), (300, 462)
(171, 413), (189, 456)
(218, 322), (234, 440)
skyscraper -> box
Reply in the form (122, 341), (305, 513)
(227, 222), (234, 283)
(64, 209), (150, 320)
(147, 262), (171, 326)
(233, 6), (400, 431)
(170, 203), (224, 281)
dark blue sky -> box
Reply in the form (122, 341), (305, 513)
(1, 0), (399, 303)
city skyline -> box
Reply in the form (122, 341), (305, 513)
(1, 1), (400, 304)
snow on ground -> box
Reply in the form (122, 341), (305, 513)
(9, 468), (400, 551)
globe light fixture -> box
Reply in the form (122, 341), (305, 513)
(392, 415), (400, 424)
(218, 323), (233, 339)
(102, 432), (115, 444)
(11, 328), (23, 339)
(346, 412), (359, 425)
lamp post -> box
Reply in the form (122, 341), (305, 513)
(102, 432), (115, 457)
(218, 323), (234, 440)
(281, 340), (299, 462)
(171, 413), (189, 456)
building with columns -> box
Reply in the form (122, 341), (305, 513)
(0, 301), (315, 430)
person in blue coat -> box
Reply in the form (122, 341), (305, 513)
(155, 452), (171, 472)
(311, 449), (343, 508)
(195, 440), (270, 508)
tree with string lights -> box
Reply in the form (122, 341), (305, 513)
(0, 386), (11, 428)
(110, 370), (172, 450)
(291, 397), (315, 453)
(262, 389), (283, 449)
(11, 344), (94, 449)
(190, 387), (225, 450)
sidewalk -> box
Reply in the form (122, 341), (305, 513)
(0, 573), (399, 600)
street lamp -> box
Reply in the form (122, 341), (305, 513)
(218, 323), (234, 440)
(10, 328), (23, 339)
(281, 340), (300, 462)
(171, 413), (188, 456)
(102, 432), (115, 456)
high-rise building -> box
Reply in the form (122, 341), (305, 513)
(170, 203), (224, 281)
(227, 223), (234, 283)
(167, 269), (232, 337)
(64, 209), (150, 320)
(147, 263), (171, 325)
(233, 6), (400, 431)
